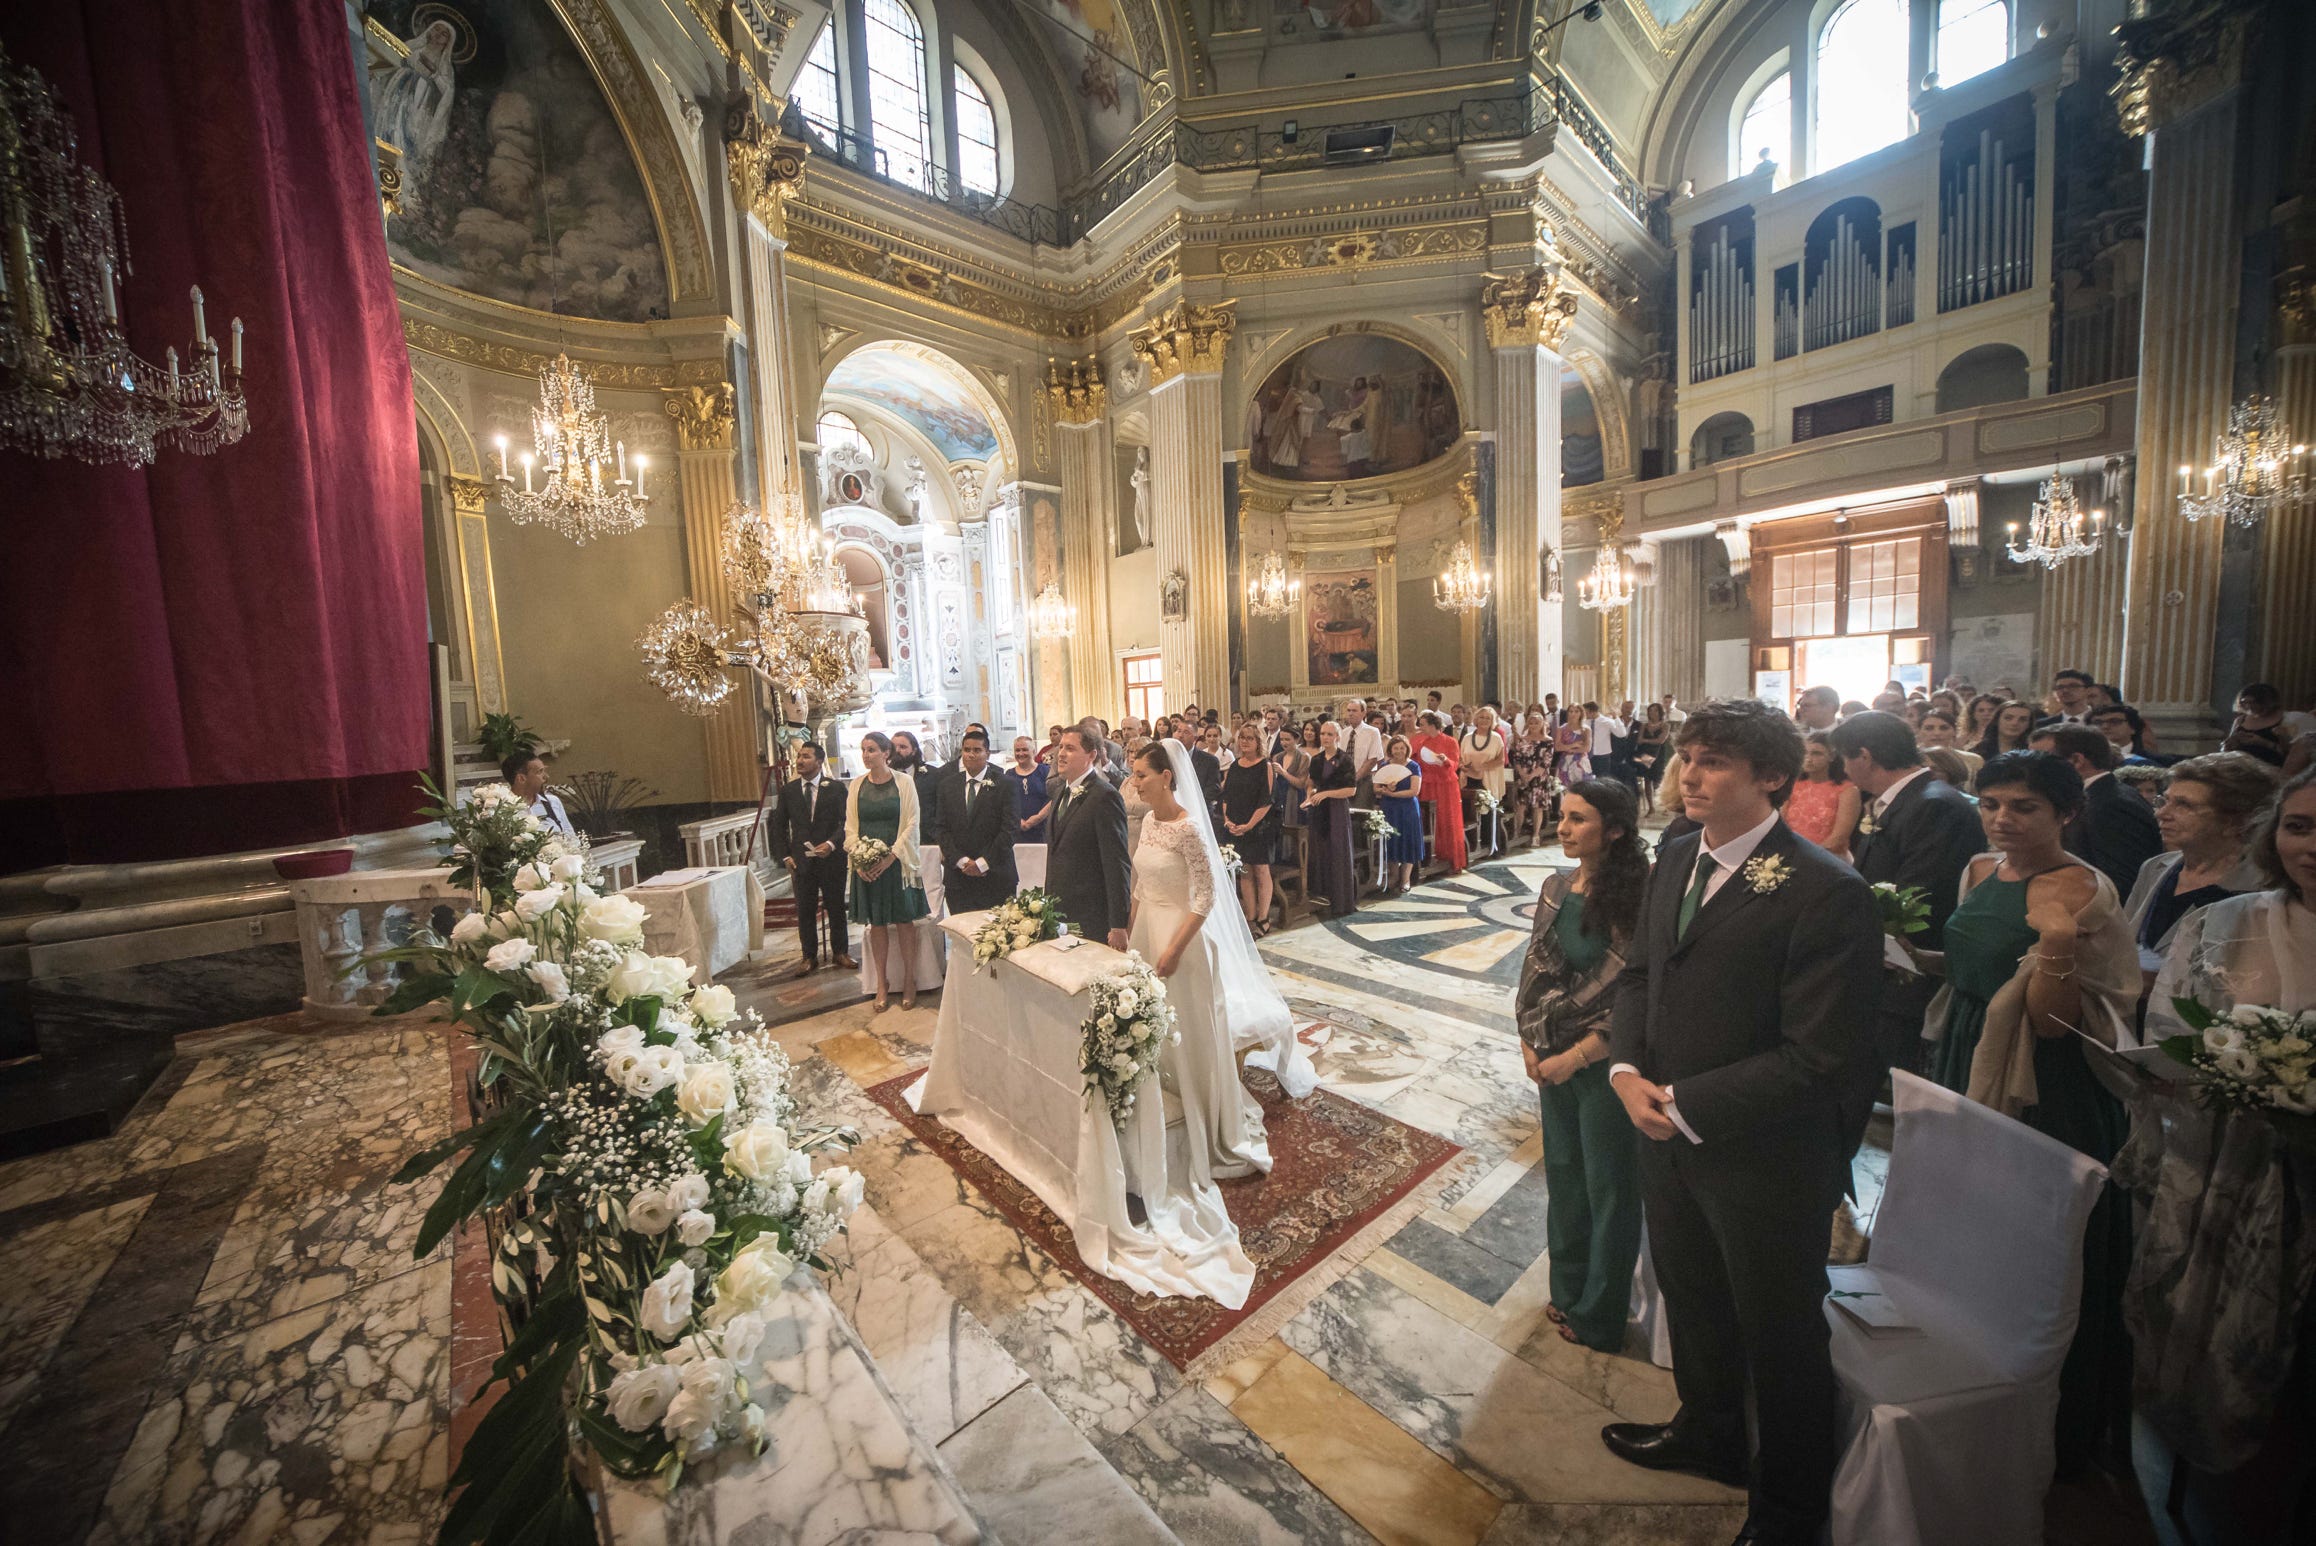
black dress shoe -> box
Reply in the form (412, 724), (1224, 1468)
(1600, 1421), (1748, 1488)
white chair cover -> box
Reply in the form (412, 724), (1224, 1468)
(1828, 1071), (2107, 1546)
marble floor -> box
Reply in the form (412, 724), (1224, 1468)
(0, 836), (2171, 1545)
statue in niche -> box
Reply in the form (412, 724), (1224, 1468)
(1130, 447), (1152, 548)
(905, 457), (929, 522)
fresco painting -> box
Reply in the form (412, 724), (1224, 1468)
(1247, 332), (1460, 483)
(825, 349), (1002, 464)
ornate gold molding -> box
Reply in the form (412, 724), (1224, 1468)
(1128, 300), (1238, 385)
(724, 101), (809, 235)
(402, 318), (724, 388)
(664, 382), (738, 450)
(446, 474), (490, 516)
(2111, 1), (2250, 138)
(1564, 485), (1625, 540)
(375, 139), (404, 222)
(1481, 267), (1578, 352)
(2278, 269), (2316, 349)
(1218, 221), (1488, 278)
(1044, 358), (1108, 425)
(784, 220), (1077, 340)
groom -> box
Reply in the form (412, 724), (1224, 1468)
(1604, 698), (1881, 1546)
(1045, 725), (1132, 950)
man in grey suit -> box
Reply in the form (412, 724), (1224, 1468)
(1046, 726), (1132, 948)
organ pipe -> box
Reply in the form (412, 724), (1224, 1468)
(1688, 224), (1756, 383)
(1941, 126), (2033, 312)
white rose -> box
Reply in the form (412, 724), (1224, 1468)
(2204, 1025), (2248, 1056)
(512, 862), (547, 893)
(2216, 1047), (2264, 1082)
(552, 854), (587, 882)
(821, 1165), (865, 1217)
(486, 910), (520, 939)
(676, 1063), (739, 1127)
(667, 1172), (711, 1212)
(575, 881), (600, 905)
(1023, 898), (1043, 915)
(679, 1355), (737, 1411)
(723, 1120), (791, 1181)
(1114, 988), (1138, 1016)
(604, 952), (657, 1004)
(639, 1261), (696, 1339)
(713, 1237), (796, 1315)
(628, 1187), (676, 1236)
(676, 1208), (716, 1247)
(617, 1045), (684, 1099)
(647, 955), (696, 1000)
(660, 1386), (717, 1444)
(690, 984), (738, 1027)
(783, 1148), (814, 1187)
(2230, 1005), (2270, 1027)
(513, 885), (565, 922)
(718, 1310), (767, 1371)
(522, 961), (567, 1002)
(484, 938), (535, 972)
(605, 1363), (682, 1432)
(801, 1178), (831, 1216)
(599, 1024), (645, 1059)
(450, 912), (490, 946)
(581, 894), (648, 946)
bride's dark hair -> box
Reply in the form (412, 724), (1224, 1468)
(1563, 777), (1648, 941)
(1134, 742), (1176, 783)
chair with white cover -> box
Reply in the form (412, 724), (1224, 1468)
(1827, 1071), (2108, 1546)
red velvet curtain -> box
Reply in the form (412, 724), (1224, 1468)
(0, 2), (429, 866)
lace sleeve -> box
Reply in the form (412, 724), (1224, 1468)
(1173, 817), (1218, 915)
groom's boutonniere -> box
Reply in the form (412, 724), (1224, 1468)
(1743, 854), (1794, 895)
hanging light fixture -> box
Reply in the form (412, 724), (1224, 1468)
(1246, 550), (1300, 619)
(2177, 395), (2310, 529)
(1577, 544), (1636, 611)
(493, 354), (647, 544)
(1029, 582), (1076, 640)
(2005, 474), (2106, 569)
(0, 41), (248, 464)
(1433, 540), (1492, 613)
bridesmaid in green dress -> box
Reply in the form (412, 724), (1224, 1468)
(1905, 750), (2136, 1477)
(847, 731), (929, 1012)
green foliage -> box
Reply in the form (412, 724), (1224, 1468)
(1870, 883), (1932, 938)
(478, 713), (544, 765)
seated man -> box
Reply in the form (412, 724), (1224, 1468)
(505, 751), (576, 839)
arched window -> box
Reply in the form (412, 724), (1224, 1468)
(1737, 71), (1791, 186)
(1814, 0), (1910, 173)
(953, 67), (1001, 197)
(796, 23), (841, 138)
(1935, 0), (2008, 87)
(863, 0), (932, 193)
(817, 410), (870, 459)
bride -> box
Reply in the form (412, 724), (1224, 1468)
(1127, 742), (1318, 1187)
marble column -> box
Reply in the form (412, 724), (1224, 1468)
(1484, 267), (1575, 707)
(727, 109), (811, 512)
(2114, 23), (2250, 742)
(1652, 534), (1708, 706)
(442, 475), (507, 719)
(2262, 275), (2316, 694)
(1046, 360), (1117, 722)
(1130, 302), (1237, 711)
(665, 384), (759, 802)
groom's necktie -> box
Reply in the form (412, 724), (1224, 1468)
(1677, 854), (1717, 940)
(966, 776), (981, 813)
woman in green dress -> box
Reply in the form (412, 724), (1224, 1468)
(1904, 750), (2139, 1477)
(846, 731), (930, 1012)
(1514, 777), (1648, 1352)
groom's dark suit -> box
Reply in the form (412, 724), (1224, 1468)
(1609, 817), (1881, 1539)
(934, 765), (1018, 912)
(1045, 770), (1132, 940)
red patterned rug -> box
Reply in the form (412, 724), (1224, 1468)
(864, 1065), (1463, 1376)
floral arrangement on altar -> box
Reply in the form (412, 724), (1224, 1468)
(1079, 953), (1178, 1126)
(846, 835), (892, 877)
(970, 887), (1069, 969)
(374, 794), (861, 1543)
(1218, 844), (1246, 881)
(2159, 999), (2316, 1116)
(426, 773), (590, 908)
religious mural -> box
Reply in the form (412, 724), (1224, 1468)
(1271, 0), (1436, 39)
(372, 1), (669, 322)
(1305, 573), (1380, 686)
(824, 349), (1002, 464)
(1025, 1), (1144, 160)
(1562, 368), (1605, 487)
(1247, 332), (1460, 483)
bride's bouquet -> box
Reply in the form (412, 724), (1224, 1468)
(845, 835), (892, 877)
(1079, 953), (1178, 1126)
(2159, 998), (2316, 1115)
(970, 887), (1068, 969)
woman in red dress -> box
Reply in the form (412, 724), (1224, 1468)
(1412, 710), (1468, 873)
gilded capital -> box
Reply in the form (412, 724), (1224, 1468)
(664, 381), (738, 451)
(375, 138), (404, 223)
(2110, 0), (2249, 138)
(1481, 267), (1578, 352)
(446, 473), (490, 515)
(1127, 300), (1238, 385)
(724, 101), (810, 233)
(1043, 357), (1108, 425)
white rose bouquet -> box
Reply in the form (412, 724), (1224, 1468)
(1078, 953), (1178, 1127)
(2159, 998), (2316, 1116)
(969, 886), (1069, 970)
(362, 848), (861, 1538)
(1217, 844), (1246, 881)
(423, 771), (598, 909)
(1353, 806), (1392, 844)
(845, 835), (892, 878)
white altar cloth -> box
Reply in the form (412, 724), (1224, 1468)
(907, 912), (1256, 1306)
(852, 844), (1049, 995)
(631, 866), (761, 983)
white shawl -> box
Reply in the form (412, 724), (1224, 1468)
(844, 772), (923, 888)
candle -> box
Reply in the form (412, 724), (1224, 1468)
(100, 259), (118, 323)
(495, 436), (509, 479)
(634, 455), (647, 498)
(166, 346), (179, 392)
(2177, 465), (2190, 496)
(521, 452), (534, 494)
(617, 441), (628, 481)
(230, 319), (242, 372)
(190, 286), (207, 346)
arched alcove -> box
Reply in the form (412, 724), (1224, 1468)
(1935, 343), (2031, 412)
(836, 543), (893, 669)
(1692, 411), (1756, 468)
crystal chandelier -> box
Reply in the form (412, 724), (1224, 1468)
(2005, 475), (2106, 569)
(1433, 541), (1492, 613)
(1029, 583), (1076, 640)
(494, 354), (647, 544)
(1577, 544), (1636, 611)
(0, 42), (248, 464)
(2177, 395), (2310, 529)
(1246, 550), (1300, 619)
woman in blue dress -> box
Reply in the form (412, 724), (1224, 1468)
(847, 730), (930, 1012)
(1375, 733), (1426, 895)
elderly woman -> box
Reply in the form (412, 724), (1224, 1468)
(1461, 704), (1510, 857)
(2121, 752), (2277, 976)
(1301, 719), (1360, 916)
(2150, 766), (2316, 1036)
(1515, 779), (1649, 1352)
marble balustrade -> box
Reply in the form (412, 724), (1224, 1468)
(289, 867), (475, 1022)
(593, 836), (644, 893)
(680, 810), (777, 889)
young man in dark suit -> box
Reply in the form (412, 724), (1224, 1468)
(1604, 699), (1883, 1546)
(769, 741), (855, 975)
(2031, 722), (2162, 895)
(1045, 725), (1132, 947)
(934, 730), (1017, 913)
